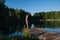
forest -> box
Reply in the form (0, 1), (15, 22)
(33, 11), (60, 28)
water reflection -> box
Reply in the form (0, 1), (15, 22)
(9, 24), (60, 36)
(9, 32), (23, 36)
(31, 24), (60, 33)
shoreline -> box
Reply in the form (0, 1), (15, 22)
(29, 28), (60, 40)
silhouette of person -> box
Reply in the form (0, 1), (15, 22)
(25, 15), (29, 29)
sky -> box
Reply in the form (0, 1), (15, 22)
(5, 0), (60, 15)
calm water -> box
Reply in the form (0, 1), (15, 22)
(9, 24), (60, 36)
(31, 24), (60, 33)
(9, 32), (23, 36)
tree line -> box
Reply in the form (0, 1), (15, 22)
(33, 11), (60, 28)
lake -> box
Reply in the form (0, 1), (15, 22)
(9, 24), (60, 36)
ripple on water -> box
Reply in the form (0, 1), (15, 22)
(9, 32), (23, 36)
(40, 28), (60, 33)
